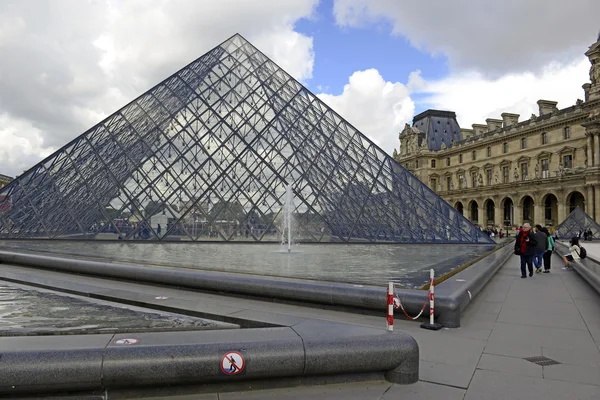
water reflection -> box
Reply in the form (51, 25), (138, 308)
(0, 241), (496, 288)
(0, 282), (230, 333)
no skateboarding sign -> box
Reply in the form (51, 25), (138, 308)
(220, 351), (245, 376)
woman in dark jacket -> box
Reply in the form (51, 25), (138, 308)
(514, 223), (538, 278)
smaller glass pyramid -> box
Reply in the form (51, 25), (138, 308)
(555, 207), (600, 239)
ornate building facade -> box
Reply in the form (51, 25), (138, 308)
(0, 174), (12, 189)
(396, 35), (600, 232)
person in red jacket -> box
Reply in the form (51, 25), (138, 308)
(514, 223), (538, 278)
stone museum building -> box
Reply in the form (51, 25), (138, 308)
(396, 34), (600, 231)
(0, 174), (12, 189)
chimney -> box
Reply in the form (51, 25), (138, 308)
(501, 113), (520, 128)
(472, 124), (487, 136)
(583, 83), (591, 102)
(485, 118), (503, 132)
(537, 100), (558, 116)
(460, 128), (475, 139)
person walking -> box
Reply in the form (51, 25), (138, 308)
(514, 223), (537, 278)
(533, 225), (547, 273)
(541, 227), (554, 273)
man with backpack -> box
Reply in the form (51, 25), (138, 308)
(533, 225), (547, 274)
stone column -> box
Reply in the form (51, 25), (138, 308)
(494, 200), (503, 228)
(586, 134), (594, 167)
(557, 202), (567, 225)
(595, 185), (600, 224)
(514, 204), (522, 227)
(534, 201), (544, 227)
(477, 201), (485, 228)
(587, 185), (595, 219)
(595, 133), (600, 168)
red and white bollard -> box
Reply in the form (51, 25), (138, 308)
(420, 269), (443, 330)
(386, 282), (394, 331)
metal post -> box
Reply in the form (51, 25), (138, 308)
(286, 184), (292, 253)
(386, 282), (394, 332)
(420, 269), (443, 330)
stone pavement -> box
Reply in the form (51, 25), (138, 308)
(2, 251), (600, 399)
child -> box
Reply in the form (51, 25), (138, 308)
(562, 237), (581, 270)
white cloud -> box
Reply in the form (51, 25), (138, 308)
(317, 69), (415, 154)
(326, 0), (596, 154)
(317, 58), (590, 156)
(417, 58), (590, 129)
(0, 0), (318, 176)
(0, 114), (56, 177)
(333, 0), (600, 75)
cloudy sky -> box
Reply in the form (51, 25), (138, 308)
(0, 0), (598, 177)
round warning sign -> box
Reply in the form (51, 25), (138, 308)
(220, 351), (245, 375)
(114, 338), (140, 345)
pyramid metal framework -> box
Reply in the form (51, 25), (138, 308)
(0, 34), (492, 244)
(555, 207), (600, 239)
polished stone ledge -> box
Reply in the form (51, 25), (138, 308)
(0, 323), (418, 396)
(0, 244), (512, 329)
(555, 242), (600, 296)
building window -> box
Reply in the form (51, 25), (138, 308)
(447, 177), (452, 191)
(521, 162), (528, 181)
(415, 159), (419, 168)
(459, 154), (463, 163)
(459, 174), (465, 189)
(487, 147), (491, 157)
(431, 159), (436, 168)
(541, 159), (549, 178)
(503, 166), (509, 183)
(472, 150), (477, 161)
(503, 142), (508, 153)
(541, 132), (548, 145)
(472, 173), (477, 188)
(564, 126), (571, 139)
(486, 169), (492, 186)
(545, 197), (552, 221)
(446, 157), (450, 166)
(563, 154), (573, 169)
(431, 178), (437, 192)
(521, 137), (527, 149)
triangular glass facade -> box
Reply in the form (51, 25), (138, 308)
(555, 207), (600, 239)
(0, 34), (492, 244)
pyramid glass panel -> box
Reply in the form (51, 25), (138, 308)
(555, 207), (600, 239)
(0, 34), (492, 244)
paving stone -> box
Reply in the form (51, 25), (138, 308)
(420, 361), (475, 389)
(487, 322), (598, 351)
(496, 307), (587, 330)
(417, 333), (486, 368)
(477, 353), (543, 378)
(542, 346), (600, 367)
(484, 342), (542, 359)
(219, 381), (392, 400)
(464, 369), (600, 400)
(543, 363), (600, 386)
(382, 381), (466, 400)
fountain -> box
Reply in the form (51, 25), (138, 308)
(281, 183), (293, 253)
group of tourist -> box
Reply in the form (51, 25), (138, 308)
(514, 223), (582, 278)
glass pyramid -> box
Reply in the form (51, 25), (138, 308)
(555, 207), (600, 240)
(0, 34), (492, 244)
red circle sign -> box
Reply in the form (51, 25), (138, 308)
(220, 351), (245, 375)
